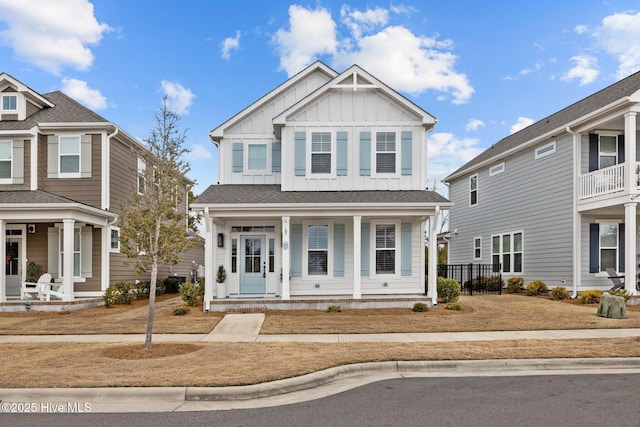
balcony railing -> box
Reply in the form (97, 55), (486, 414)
(579, 163), (628, 200)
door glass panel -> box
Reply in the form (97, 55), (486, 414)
(244, 238), (261, 273)
(5, 241), (18, 275)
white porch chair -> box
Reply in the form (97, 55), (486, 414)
(20, 273), (52, 301)
(42, 282), (65, 301)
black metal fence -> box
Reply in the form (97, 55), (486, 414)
(429, 264), (503, 295)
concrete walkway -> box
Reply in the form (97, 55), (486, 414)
(2, 313), (640, 413)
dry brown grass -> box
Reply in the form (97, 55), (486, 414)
(2, 293), (639, 388)
(2, 338), (640, 388)
(261, 294), (640, 334)
(0, 295), (223, 335)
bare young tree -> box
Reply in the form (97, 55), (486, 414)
(119, 97), (194, 349)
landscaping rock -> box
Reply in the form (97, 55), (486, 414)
(597, 292), (626, 319)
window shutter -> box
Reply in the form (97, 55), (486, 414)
(48, 227), (59, 278)
(272, 142), (281, 172)
(618, 135), (625, 164)
(12, 140), (24, 184)
(401, 131), (412, 175)
(294, 132), (306, 176)
(290, 224), (302, 277)
(588, 134), (598, 172)
(336, 131), (348, 176)
(619, 223), (625, 273)
(359, 132), (371, 176)
(401, 222), (412, 276)
(334, 224), (345, 277)
(81, 226), (93, 278)
(589, 223), (599, 273)
(361, 222), (370, 276)
(80, 134), (92, 177)
(47, 135), (59, 178)
(232, 143), (243, 172)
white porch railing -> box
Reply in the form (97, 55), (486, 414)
(578, 163), (626, 199)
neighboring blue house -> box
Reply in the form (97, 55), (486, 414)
(445, 70), (640, 296)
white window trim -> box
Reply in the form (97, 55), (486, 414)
(58, 134), (82, 178)
(109, 226), (120, 253)
(137, 157), (146, 194)
(0, 140), (13, 184)
(473, 236), (482, 260)
(491, 231), (524, 275)
(489, 162), (505, 177)
(1, 94), (18, 113)
(597, 132), (620, 169)
(370, 219), (401, 278)
(308, 130), (335, 176)
(535, 141), (556, 159)
(302, 220), (333, 279)
(246, 143), (270, 173)
(54, 224), (86, 282)
(469, 173), (478, 207)
(595, 219), (620, 274)
(372, 130), (399, 177)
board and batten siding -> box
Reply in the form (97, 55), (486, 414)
(449, 133), (574, 286)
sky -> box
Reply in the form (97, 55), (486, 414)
(1, 0), (640, 196)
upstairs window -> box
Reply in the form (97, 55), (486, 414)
(469, 174), (478, 206)
(247, 144), (267, 171)
(535, 141), (556, 159)
(311, 132), (331, 174)
(2, 94), (17, 111)
(376, 132), (396, 173)
(0, 141), (12, 180)
(137, 157), (146, 193)
(598, 135), (617, 169)
(59, 136), (80, 176)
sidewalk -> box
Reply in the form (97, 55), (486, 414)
(2, 313), (640, 413)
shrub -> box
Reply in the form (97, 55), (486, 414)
(103, 281), (134, 307)
(327, 305), (341, 313)
(445, 302), (462, 311)
(132, 281), (150, 299)
(579, 289), (604, 304)
(437, 277), (461, 303)
(163, 277), (183, 294)
(526, 280), (548, 296)
(196, 276), (205, 287)
(173, 305), (190, 316)
(550, 286), (570, 300)
(179, 282), (204, 307)
(608, 288), (631, 302)
(506, 277), (524, 294)
(216, 265), (227, 283)
(412, 302), (428, 312)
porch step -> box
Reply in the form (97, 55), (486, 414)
(226, 306), (268, 314)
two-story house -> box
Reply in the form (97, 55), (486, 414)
(445, 70), (640, 297)
(193, 62), (451, 308)
(0, 72), (202, 304)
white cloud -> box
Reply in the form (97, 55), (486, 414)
(561, 55), (599, 86)
(61, 78), (107, 110)
(465, 119), (485, 132)
(574, 24), (588, 35)
(593, 11), (640, 79)
(161, 80), (195, 115)
(389, 3), (418, 16)
(185, 143), (212, 161)
(0, 0), (111, 74)
(510, 117), (534, 134)
(272, 5), (337, 75)
(221, 30), (241, 60)
(519, 61), (543, 76)
(427, 132), (483, 185)
(273, 5), (473, 104)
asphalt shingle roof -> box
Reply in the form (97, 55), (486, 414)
(194, 184), (450, 205)
(0, 190), (81, 204)
(446, 69), (640, 180)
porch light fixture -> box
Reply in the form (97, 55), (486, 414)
(217, 233), (224, 248)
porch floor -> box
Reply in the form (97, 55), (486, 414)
(207, 294), (432, 312)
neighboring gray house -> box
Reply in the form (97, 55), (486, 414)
(193, 61), (451, 307)
(444, 70), (640, 296)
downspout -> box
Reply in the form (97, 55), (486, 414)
(566, 126), (579, 299)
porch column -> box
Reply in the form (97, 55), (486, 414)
(281, 216), (290, 300)
(211, 221), (221, 299)
(624, 202), (637, 295)
(428, 208), (439, 305)
(353, 215), (362, 299)
(203, 208), (214, 308)
(0, 219), (5, 302)
(101, 225), (109, 292)
(62, 219), (74, 301)
(624, 111), (637, 193)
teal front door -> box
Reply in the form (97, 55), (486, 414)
(240, 236), (266, 294)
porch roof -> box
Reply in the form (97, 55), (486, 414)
(193, 184), (450, 206)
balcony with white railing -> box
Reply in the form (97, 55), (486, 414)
(578, 163), (627, 200)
